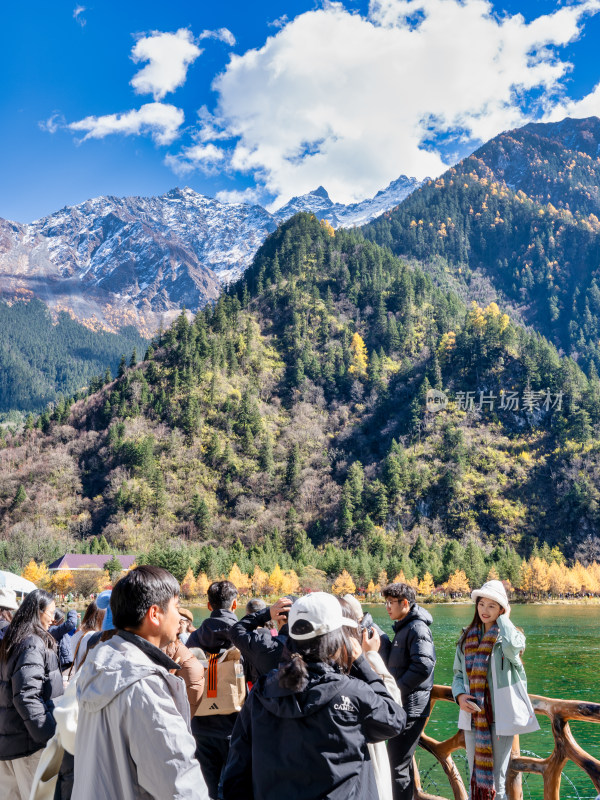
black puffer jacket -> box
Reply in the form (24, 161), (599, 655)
(379, 604), (436, 717)
(222, 654), (406, 800)
(229, 608), (289, 684)
(0, 634), (64, 760)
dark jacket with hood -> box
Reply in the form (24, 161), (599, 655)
(222, 653), (406, 800)
(188, 608), (238, 739)
(229, 608), (289, 684)
(49, 610), (78, 670)
(379, 604), (436, 718)
(0, 633), (64, 760)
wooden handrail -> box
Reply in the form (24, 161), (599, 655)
(413, 685), (600, 800)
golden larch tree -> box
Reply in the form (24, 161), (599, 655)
(418, 573), (435, 596)
(349, 333), (368, 378)
(331, 569), (356, 596)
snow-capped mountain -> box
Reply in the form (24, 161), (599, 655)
(0, 177), (420, 334)
(274, 175), (423, 227)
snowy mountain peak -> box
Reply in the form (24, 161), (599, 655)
(0, 173), (420, 333)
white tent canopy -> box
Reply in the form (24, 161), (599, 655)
(0, 570), (37, 595)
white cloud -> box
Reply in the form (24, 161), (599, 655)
(73, 5), (86, 27)
(164, 143), (226, 176)
(547, 81), (600, 121)
(39, 113), (65, 134)
(130, 29), (202, 101)
(199, 28), (236, 46)
(215, 187), (264, 205)
(69, 103), (184, 145)
(207, 0), (600, 207)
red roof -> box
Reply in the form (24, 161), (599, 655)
(48, 554), (136, 571)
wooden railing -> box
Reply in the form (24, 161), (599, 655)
(413, 685), (600, 800)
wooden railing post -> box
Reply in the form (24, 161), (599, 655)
(413, 687), (600, 800)
(506, 735), (523, 800)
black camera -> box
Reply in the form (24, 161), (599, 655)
(359, 612), (375, 639)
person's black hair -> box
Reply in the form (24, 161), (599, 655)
(53, 609), (65, 625)
(0, 589), (55, 660)
(278, 627), (350, 692)
(110, 566), (180, 630)
(245, 598), (266, 615)
(80, 600), (105, 633)
(381, 582), (416, 606)
(207, 580), (238, 610)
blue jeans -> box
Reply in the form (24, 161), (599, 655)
(463, 724), (514, 800)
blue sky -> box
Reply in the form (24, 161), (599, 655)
(3, 0), (600, 222)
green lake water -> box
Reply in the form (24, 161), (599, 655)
(190, 603), (600, 799)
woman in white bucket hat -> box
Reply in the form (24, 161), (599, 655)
(452, 580), (538, 800)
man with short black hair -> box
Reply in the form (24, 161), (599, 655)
(379, 582), (436, 800)
(73, 566), (208, 800)
(187, 580), (239, 800)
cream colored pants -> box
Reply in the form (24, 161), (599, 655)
(0, 750), (43, 800)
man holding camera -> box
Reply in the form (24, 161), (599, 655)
(379, 582), (436, 800)
(228, 597), (292, 683)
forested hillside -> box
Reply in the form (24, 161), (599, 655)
(1, 214), (600, 588)
(364, 117), (600, 374)
(0, 298), (147, 413)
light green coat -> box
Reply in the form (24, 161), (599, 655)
(452, 614), (536, 735)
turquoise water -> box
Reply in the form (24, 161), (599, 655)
(189, 603), (600, 799)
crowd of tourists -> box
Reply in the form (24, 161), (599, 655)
(0, 567), (539, 800)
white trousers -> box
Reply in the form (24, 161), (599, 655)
(463, 724), (514, 800)
(0, 750), (43, 800)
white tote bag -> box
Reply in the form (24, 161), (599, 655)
(491, 657), (539, 736)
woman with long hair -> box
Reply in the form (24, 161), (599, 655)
(452, 580), (538, 800)
(223, 592), (406, 800)
(0, 589), (64, 800)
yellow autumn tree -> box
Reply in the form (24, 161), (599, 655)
(51, 571), (74, 595)
(268, 565), (286, 595)
(521, 556), (550, 597)
(251, 565), (270, 596)
(377, 570), (388, 590)
(366, 579), (376, 598)
(418, 573), (435, 596)
(487, 566), (500, 582)
(196, 573), (210, 597)
(547, 561), (567, 598)
(281, 570), (301, 596)
(348, 333), (368, 378)
(228, 563), (251, 595)
(445, 570), (470, 596)
(331, 569), (356, 596)
(22, 560), (50, 587)
(180, 568), (197, 599)
(392, 572), (406, 584)
(96, 570), (112, 592)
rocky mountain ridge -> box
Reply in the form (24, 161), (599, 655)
(0, 177), (420, 335)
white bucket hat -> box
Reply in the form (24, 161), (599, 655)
(0, 587), (19, 611)
(289, 592), (358, 640)
(471, 579), (510, 612)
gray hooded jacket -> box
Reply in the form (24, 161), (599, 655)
(72, 632), (208, 800)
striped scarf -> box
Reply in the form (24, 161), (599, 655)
(464, 622), (499, 800)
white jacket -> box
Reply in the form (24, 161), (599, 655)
(72, 632), (208, 800)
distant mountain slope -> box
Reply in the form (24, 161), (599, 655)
(2, 214), (600, 568)
(0, 178), (420, 336)
(364, 116), (600, 372)
(0, 298), (147, 413)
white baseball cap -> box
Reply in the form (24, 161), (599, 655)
(288, 592), (358, 641)
(471, 580), (510, 612)
(0, 587), (18, 611)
